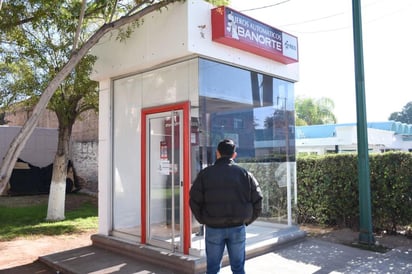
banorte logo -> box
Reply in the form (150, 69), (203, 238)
(284, 40), (297, 51)
(212, 7), (299, 63)
(226, 11), (239, 40)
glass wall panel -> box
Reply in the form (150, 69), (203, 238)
(112, 59), (198, 239)
(113, 74), (143, 236)
(197, 58), (296, 224)
(112, 57), (296, 251)
(141, 59), (198, 108)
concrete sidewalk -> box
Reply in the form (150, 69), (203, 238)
(39, 237), (412, 274)
(223, 238), (412, 273)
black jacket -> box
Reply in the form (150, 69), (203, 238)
(189, 157), (263, 228)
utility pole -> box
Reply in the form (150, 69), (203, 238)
(352, 0), (375, 245)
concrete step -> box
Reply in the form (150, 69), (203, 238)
(39, 225), (306, 274)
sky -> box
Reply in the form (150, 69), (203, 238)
(229, 0), (412, 123)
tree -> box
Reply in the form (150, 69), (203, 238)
(388, 101), (412, 124)
(45, 55), (98, 220)
(295, 96), (337, 125)
(0, 112), (6, 125)
(0, 0), (229, 220)
(0, 0), (186, 220)
(1, 1), (101, 219)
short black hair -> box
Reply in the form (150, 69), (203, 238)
(217, 139), (236, 157)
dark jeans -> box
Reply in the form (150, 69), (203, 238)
(205, 225), (246, 274)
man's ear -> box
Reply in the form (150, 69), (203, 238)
(216, 150), (221, 159)
(232, 152), (237, 159)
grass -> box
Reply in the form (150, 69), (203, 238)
(0, 200), (98, 241)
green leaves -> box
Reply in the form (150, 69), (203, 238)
(297, 153), (412, 232)
(389, 101), (412, 124)
(0, 0), (101, 114)
(205, 0), (230, 6)
(295, 96), (337, 125)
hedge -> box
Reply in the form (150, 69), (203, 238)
(297, 152), (412, 233)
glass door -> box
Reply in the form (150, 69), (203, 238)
(141, 102), (191, 254)
(148, 110), (182, 251)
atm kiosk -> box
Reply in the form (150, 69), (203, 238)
(91, 1), (304, 272)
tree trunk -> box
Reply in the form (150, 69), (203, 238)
(0, 0), (180, 195)
(46, 125), (71, 221)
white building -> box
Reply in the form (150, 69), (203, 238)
(296, 121), (412, 155)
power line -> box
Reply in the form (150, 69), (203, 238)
(281, 11), (346, 27)
(288, 2), (412, 34)
(238, 0), (411, 35)
(239, 0), (291, 12)
(238, 0), (348, 32)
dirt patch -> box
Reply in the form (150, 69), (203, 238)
(0, 194), (50, 207)
(0, 231), (96, 270)
(300, 224), (412, 250)
(0, 192), (97, 210)
(1, 194), (411, 272)
(0, 193), (98, 272)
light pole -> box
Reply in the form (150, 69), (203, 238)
(352, 0), (375, 245)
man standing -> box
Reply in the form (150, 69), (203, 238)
(190, 139), (263, 274)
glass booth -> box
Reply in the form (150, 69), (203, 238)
(111, 57), (296, 255)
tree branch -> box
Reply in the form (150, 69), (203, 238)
(0, 0), (183, 195)
(73, 0), (87, 52)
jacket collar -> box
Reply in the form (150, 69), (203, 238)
(214, 157), (234, 165)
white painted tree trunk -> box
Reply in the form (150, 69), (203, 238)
(46, 151), (68, 220)
(47, 176), (67, 220)
(46, 123), (70, 220)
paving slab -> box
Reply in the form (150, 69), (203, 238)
(222, 238), (412, 274)
(39, 238), (412, 274)
(40, 245), (175, 274)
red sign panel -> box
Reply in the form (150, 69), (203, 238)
(211, 6), (298, 64)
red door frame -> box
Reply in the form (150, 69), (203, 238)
(140, 101), (191, 254)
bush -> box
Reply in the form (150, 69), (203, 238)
(297, 152), (412, 233)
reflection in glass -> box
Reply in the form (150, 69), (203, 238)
(196, 58), (296, 224)
(112, 76), (142, 236)
(148, 111), (182, 251)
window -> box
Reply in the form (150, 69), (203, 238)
(197, 58), (296, 223)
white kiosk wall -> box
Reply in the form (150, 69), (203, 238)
(112, 59), (198, 236)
